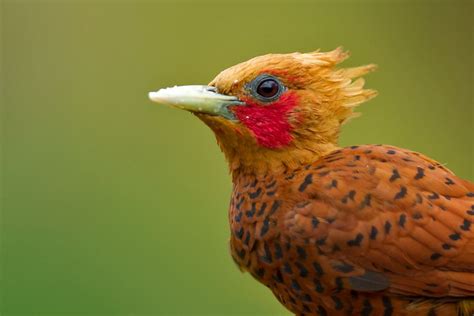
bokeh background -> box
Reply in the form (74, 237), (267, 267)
(1, 0), (472, 315)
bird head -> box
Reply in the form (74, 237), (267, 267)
(149, 48), (377, 175)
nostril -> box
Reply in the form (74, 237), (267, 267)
(206, 86), (218, 93)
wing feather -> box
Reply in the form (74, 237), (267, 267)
(284, 145), (474, 297)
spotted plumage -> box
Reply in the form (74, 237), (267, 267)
(149, 48), (474, 315)
(227, 145), (474, 315)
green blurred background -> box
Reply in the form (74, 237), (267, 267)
(1, 0), (472, 315)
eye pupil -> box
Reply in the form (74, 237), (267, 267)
(256, 79), (279, 98)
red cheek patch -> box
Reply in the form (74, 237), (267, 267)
(231, 92), (298, 149)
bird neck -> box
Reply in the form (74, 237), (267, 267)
(197, 114), (340, 179)
(227, 142), (338, 181)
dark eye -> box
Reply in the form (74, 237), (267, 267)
(248, 74), (285, 102)
(256, 79), (279, 98)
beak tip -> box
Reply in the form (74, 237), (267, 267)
(148, 91), (159, 102)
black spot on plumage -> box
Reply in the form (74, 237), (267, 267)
(428, 165), (436, 170)
(428, 192), (439, 200)
(416, 193), (423, 204)
(317, 305), (327, 316)
(250, 179), (258, 187)
(313, 262), (324, 277)
(467, 192), (474, 197)
(269, 200), (281, 215)
(314, 164), (326, 170)
(332, 261), (354, 273)
(256, 202), (267, 216)
(265, 180), (276, 189)
(234, 212), (242, 223)
(387, 150), (396, 155)
(237, 248), (245, 259)
(312, 216), (320, 229)
(325, 157), (344, 163)
(385, 221), (392, 234)
(291, 279), (301, 291)
(299, 174), (313, 192)
(445, 177), (455, 185)
(364, 149), (372, 154)
(296, 201), (310, 208)
(314, 279), (324, 293)
(316, 237), (326, 246)
(460, 219), (471, 231)
(360, 194), (372, 209)
(305, 164), (311, 170)
(412, 212), (423, 220)
(296, 246), (307, 260)
(266, 190), (276, 196)
(260, 218), (270, 237)
(389, 169), (401, 182)
(283, 262), (293, 274)
(347, 233), (364, 247)
(332, 244), (341, 253)
(285, 173), (295, 180)
(332, 296), (343, 310)
(342, 190), (356, 204)
(382, 296), (393, 316)
(449, 233), (461, 241)
(442, 243), (452, 250)
(288, 295), (296, 304)
(415, 167), (425, 180)
(399, 214), (407, 228)
(430, 253), (442, 260)
(244, 231), (250, 246)
(273, 270), (283, 283)
(295, 262), (309, 277)
(318, 170), (330, 177)
(370, 226), (378, 240)
(394, 186), (407, 200)
(361, 298), (373, 316)
(274, 243), (283, 259)
(351, 145), (359, 149)
(327, 179), (338, 189)
(245, 203), (256, 218)
(260, 243), (272, 263)
(249, 187), (262, 199)
(467, 205), (474, 215)
(235, 227), (244, 239)
(256, 268), (265, 278)
(236, 197), (244, 210)
(335, 277), (344, 293)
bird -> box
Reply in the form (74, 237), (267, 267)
(148, 48), (474, 316)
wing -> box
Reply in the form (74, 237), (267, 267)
(284, 144), (474, 298)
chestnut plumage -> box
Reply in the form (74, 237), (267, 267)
(149, 48), (474, 316)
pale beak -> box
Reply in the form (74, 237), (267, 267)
(148, 85), (244, 120)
